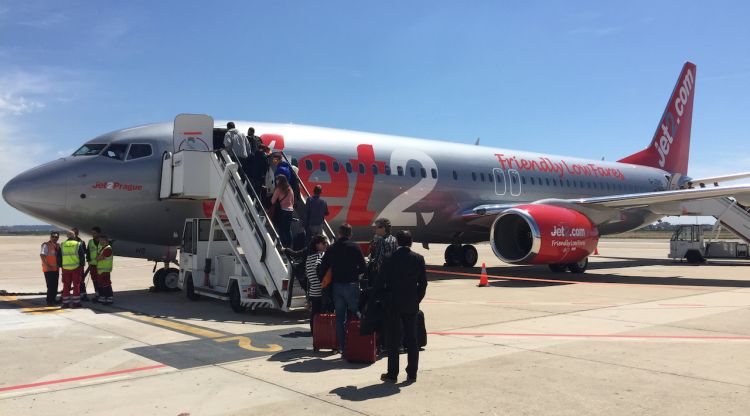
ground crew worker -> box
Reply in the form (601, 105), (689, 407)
(95, 235), (114, 305)
(87, 226), (102, 302)
(40, 231), (61, 305)
(71, 227), (89, 301)
(60, 230), (86, 308)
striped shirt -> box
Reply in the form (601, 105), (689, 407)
(305, 251), (325, 298)
(371, 234), (397, 271)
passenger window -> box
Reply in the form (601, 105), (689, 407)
(546, 178), (550, 186)
(102, 144), (128, 161)
(480, 173), (485, 182)
(452, 170), (458, 180)
(73, 143), (106, 156)
(530, 177), (535, 185)
(566, 179), (570, 187)
(333, 161), (340, 172)
(497, 174), (503, 183)
(409, 167), (416, 177)
(420, 168), (426, 178)
(320, 161), (327, 172)
(521, 176), (526, 185)
(488, 173), (494, 183)
(305, 160), (313, 171)
(397, 166), (404, 176)
(552, 179), (557, 186)
(346, 162), (353, 173)
(358, 163), (365, 174)
(512, 176), (517, 184)
(385, 165), (391, 175)
(126, 144), (152, 160)
(372, 164), (379, 175)
(472, 172), (477, 181)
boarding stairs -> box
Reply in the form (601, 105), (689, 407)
(680, 197), (750, 243)
(160, 148), (336, 312)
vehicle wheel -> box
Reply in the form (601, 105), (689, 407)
(444, 244), (461, 267)
(229, 282), (245, 313)
(548, 264), (567, 273)
(460, 245), (478, 267)
(185, 273), (200, 301)
(567, 258), (588, 273)
(153, 269), (167, 291)
(685, 250), (704, 265)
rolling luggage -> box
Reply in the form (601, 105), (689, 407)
(344, 319), (377, 363)
(416, 310), (427, 348)
(313, 313), (338, 351)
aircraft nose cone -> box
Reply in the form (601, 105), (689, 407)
(3, 161), (68, 222)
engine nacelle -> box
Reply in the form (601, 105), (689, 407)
(490, 204), (599, 265)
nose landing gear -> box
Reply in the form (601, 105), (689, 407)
(152, 261), (180, 291)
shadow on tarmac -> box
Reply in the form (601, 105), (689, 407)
(427, 256), (750, 289)
(268, 348), (380, 373)
(330, 383), (407, 401)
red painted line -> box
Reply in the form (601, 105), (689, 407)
(429, 332), (750, 340)
(0, 364), (168, 393)
(427, 268), (606, 286)
(658, 303), (706, 307)
(182, 131), (202, 135)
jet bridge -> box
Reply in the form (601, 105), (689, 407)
(159, 115), (336, 312)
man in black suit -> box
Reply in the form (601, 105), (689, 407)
(376, 230), (427, 383)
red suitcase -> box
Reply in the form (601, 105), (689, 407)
(313, 313), (338, 351)
(344, 319), (377, 363)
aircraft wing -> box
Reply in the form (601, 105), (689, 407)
(463, 183), (750, 227)
(684, 172), (750, 188)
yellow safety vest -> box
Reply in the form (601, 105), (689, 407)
(88, 239), (100, 266)
(61, 240), (82, 270)
(97, 245), (113, 273)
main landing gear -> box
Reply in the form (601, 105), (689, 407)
(152, 261), (180, 291)
(444, 244), (478, 267)
(548, 257), (589, 274)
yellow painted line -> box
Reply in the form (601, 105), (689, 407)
(1, 296), (65, 314)
(117, 311), (225, 339)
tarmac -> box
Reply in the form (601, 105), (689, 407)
(2, 235), (750, 415)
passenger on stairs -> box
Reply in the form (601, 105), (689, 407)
(271, 175), (295, 248)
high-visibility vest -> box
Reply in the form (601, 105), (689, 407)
(88, 239), (100, 266)
(61, 240), (82, 270)
(41, 241), (59, 272)
(97, 245), (113, 273)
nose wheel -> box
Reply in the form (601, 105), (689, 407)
(153, 267), (180, 291)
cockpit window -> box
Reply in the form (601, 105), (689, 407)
(102, 144), (128, 161)
(127, 144), (153, 160)
(73, 144), (106, 156)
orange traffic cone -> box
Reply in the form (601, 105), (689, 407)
(478, 262), (488, 287)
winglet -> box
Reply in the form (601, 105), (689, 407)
(618, 62), (696, 176)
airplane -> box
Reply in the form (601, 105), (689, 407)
(5, 61), (750, 288)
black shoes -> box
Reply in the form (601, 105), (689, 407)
(380, 373), (397, 383)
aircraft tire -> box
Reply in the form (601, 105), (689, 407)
(548, 264), (567, 273)
(153, 269), (167, 291)
(163, 268), (180, 291)
(186, 273), (200, 301)
(229, 282), (245, 313)
(567, 258), (588, 274)
(444, 244), (461, 267)
(460, 245), (478, 267)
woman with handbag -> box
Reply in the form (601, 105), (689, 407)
(271, 174), (294, 248)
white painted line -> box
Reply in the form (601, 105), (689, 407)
(78, 375), (131, 386)
(0, 387), (50, 398)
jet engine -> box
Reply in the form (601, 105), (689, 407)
(490, 204), (599, 265)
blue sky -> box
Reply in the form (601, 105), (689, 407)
(1, 1), (749, 225)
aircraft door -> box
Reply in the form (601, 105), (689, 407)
(173, 114), (214, 152)
(493, 168), (506, 196)
(508, 169), (521, 196)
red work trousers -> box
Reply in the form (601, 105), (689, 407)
(61, 267), (83, 305)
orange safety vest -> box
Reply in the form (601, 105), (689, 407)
(41, 241), (59, 272)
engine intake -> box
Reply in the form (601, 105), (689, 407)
(490, 204), (599, 265)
